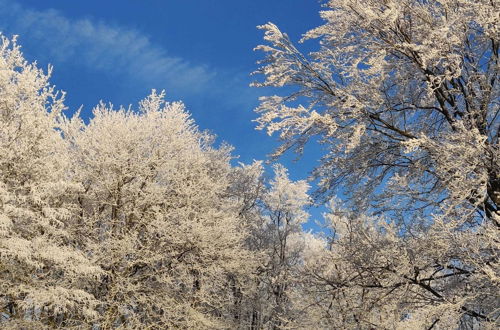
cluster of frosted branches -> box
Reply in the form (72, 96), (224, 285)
(1, 0), (499, 327)
(253, 0), (499, 328)
(0, 34), (317, 329)
(254, 0), (499, 225)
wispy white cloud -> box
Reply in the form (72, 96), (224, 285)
(0, 0), (216, 95)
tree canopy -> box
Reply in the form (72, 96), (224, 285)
(254, 0), (499, 226)
(0, 0), (499, 328)
(253, 0), (499, 328)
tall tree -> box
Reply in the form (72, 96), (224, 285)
(253, 0), (499, 225)
(62, 91), (255, 328)
(0, 35), (102, 328)
(258, 164), (310, 328)
(253, 1), (499, 328)
(226, 162), (312, 329)
(0, 32), (317, 329)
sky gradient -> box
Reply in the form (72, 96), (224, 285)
(0, 0), (327, 226)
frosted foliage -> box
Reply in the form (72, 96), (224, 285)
(264, 164), (310, 224)
(0, 1), (498, 326)
(297, 204), (499, 329)
(0, 35), (101, 327)
(253, 0), (500, 224)
(219, 161), (315, 329)
(62, 90), (254, 328)
(0, 33), (329, 329)
(243, 165), (311, 328)
(0, 34), (261, 328)
(253, 1), (500, 328)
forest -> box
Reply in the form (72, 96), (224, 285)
(0, 0), (498, 329)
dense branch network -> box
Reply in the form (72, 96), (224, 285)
(0, 0), (498, 328)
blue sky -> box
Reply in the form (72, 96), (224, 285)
(0, 0), (327, 226)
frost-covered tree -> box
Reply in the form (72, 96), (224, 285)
(0, 32), (317, 329)
(297, 202), (499, 329)
(228, 162), (312, 329)
(0, 35), (102, 328)
(253, 1), (499, 328)
(256, 164), (310, 328)
(253, 0), (499, 224)
(62, 90), (255, 328)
